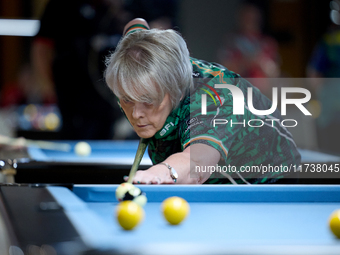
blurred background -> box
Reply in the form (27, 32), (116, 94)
(0, 0), (339, 154)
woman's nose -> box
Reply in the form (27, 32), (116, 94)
(132, 103), (145, 119)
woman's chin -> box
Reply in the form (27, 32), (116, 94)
(136, 131), (155, 139)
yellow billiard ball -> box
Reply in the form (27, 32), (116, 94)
(329, 209), (340, 238)
(116, 201), (144, 230)
(162, 197), (190, 225)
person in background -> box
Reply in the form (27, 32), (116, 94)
(217, 1), (280, 96)
(0, 64), (37, 107)
(307, 3), (340, 155)
(32, 0), (130, 140)
(125, 0), (178, 29)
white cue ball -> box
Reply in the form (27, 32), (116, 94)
(74, 142), (91, 156)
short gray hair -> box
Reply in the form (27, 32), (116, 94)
(105, 29), (193, 109)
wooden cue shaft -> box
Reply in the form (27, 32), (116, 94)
(127, 138), (149, 184)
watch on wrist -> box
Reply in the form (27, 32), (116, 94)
(160, 162), (178, 183)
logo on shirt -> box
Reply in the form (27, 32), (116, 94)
(160, 122), (175, 136)
(200, 83), (222, 115)
(192, 71), (201, 78)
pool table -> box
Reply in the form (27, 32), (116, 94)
(0, 140), (152, 184)
(1, 184), (340, 255)
(1, 140), (340, 184)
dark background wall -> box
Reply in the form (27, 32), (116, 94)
(0, 0), (333, 89)
(178, 0), (241, 62)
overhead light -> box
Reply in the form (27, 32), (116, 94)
(0, 19), (40, 37)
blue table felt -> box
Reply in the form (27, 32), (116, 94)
(47, 185), (340, 254)
(27, 140), (152, 165)
(27, 140), (340, 165)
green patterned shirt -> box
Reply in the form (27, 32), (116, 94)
(147, 58), (301, 184)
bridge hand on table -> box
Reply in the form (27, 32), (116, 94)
(123, 167), (175, 184)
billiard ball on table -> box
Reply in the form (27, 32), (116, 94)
(329, 209), (340, 238)
(162, 196), (190, 225)
(74, 141), (91, 156)
(115, 183), (147, 207)
(116, 201), (144, 230)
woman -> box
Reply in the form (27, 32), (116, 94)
(105, 18), (301, 185)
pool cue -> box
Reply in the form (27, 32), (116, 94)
(127, 138), (149, 184)
(0, 137), (71, 152)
